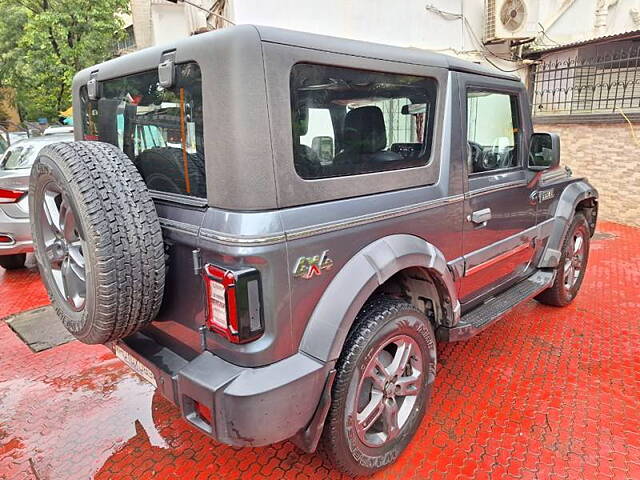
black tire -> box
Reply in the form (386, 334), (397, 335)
(136, 147), (206, 198)
(29, 141), (165, 344)
(0, 253), (26, 270)
(321, 296), (437, 476)
(536, 212), (590, 307)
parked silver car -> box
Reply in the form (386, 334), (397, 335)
(0, 134), (73, 269)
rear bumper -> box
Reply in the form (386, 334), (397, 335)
(113, 332), (330, 447)
(0, 209), (32, 255)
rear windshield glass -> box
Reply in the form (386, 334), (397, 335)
(290, 64), (437, 180)
(81, 62), (205, 198)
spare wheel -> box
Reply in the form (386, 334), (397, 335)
(29, 141), (165, 344)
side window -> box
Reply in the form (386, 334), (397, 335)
(466, 91), (520, 174)
(290, 64), (437, 179)
(81, 63), (205, 199)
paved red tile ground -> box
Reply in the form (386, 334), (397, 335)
(1, 221), (639, 480)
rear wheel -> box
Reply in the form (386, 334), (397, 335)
(0, 253), (26, 270)
(536, 212), (590, 307)
(321, 296), (437, 476)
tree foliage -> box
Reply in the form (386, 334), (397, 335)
(0, 0), (129, 121)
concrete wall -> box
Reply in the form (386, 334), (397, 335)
(130, 0), (212, 48)
(538, 121), (640, 226)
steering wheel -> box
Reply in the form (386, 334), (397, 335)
(481, 138), (503, 171)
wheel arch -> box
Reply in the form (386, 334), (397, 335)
(556, 180), (599, 226)
(299, 234), (460, 363)
(538, 179), (598, 269)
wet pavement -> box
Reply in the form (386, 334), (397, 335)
(0, 221), (639, 480)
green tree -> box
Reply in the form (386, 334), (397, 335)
(0, 0), (129, 121)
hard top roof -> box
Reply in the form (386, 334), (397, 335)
(80, 24), (519, 83)
(254, 25), (519, 81)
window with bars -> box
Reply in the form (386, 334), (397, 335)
(530, 41), (640, 115)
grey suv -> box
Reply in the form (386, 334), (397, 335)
(28, 26), (598, 475)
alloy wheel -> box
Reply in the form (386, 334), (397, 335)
(39, 185), (86, 311)
(563, 230), (585, 291)
(354, 335), (423, 447)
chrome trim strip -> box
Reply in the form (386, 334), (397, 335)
(465, 242), (532, 276)
(465, 180), (527, 199)
(159, 218), (200, 236)
(199, 228), (287, 246)
(195, 194), (464, 246)
(285, 194), (464, 241)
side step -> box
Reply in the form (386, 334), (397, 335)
(437, 270), (555, 342)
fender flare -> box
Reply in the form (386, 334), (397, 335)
(539, 179), (598, 268)
(299, 234), (460, 363)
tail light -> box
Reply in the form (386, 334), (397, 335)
(0, 234), (15, 244)
(0, 188), (26, 204)
(203, 264), (264, 343)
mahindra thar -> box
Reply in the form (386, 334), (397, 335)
(29, 25), (598, 475)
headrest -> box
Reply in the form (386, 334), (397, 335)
(342, 106), (386, 154)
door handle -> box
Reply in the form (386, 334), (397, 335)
(469, 208), (492, 225)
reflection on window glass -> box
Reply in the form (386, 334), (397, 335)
(467, 91), (519, 173)
(1, 145), (35, 170)
(81, 63), (205, 198)
(290, 64), (437, 179)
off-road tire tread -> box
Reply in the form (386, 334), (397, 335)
(535, 212), (590, 307)
(31, 141), (165, 344)
(320, 296), (428, 476)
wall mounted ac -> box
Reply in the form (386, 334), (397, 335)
(485, 0), (540, 44)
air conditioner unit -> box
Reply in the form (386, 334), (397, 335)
(485, 0), (540, 43)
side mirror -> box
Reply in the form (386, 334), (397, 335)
(528, 132), (560, 171)
(312, 136), (334, 164)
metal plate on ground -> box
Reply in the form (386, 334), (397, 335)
(115, 344), (157, 387)
(5, 306), (75, 352)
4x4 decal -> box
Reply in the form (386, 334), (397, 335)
(293, 250), (334, 279)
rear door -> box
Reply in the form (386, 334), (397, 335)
(80, 62), (208, 359)
(457, 73), (537, 306)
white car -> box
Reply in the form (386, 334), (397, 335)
(0, 134), (73, 270)
(43, 126), (74, 135)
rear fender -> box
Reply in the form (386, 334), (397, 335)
(299, 234), (459, 363)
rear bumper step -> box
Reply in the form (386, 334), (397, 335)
(437, 270), (555, 342)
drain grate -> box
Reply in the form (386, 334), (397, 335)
(5, 306), (75, 352)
